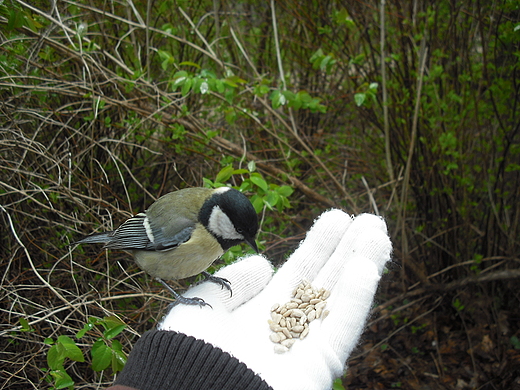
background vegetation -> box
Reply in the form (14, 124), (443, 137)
(1, 0), (519, 388)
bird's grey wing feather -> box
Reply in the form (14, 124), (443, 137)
(105, 213), (194, 251)
(143, 189), (209, 250)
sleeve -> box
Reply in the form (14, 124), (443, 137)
(109, 330), (273, 390)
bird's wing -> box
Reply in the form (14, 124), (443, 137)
(103, 212), (194, 251)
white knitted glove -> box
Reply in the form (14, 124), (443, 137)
(159, 210), (392, 390)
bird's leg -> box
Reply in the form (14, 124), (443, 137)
(156, 278), (211, 308)
(200, 271), (232, 297)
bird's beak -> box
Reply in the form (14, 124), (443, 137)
(245, 237), (259, 253)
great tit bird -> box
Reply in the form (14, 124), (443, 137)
(73, 187), (259, 306)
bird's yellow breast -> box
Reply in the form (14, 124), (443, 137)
(132, 223), (224, 280)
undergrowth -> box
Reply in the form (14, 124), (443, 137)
(1, 0), (519, 388)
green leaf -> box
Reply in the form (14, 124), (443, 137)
(225, 109), (236, 124)
(19, 317), (32, 332)
(254, 84), (270, 96)
(7, 10), (25, 30)
(104, 315), (126, 329)
(320, 55), (336, 71)
(511, 335), (520, 349)
(47, 336), (84, 371)
(282, 90), (296, 102)
(200, 69), (217, 78)
(265, 191), (280, 208)
(250, 175), (268, 191)
(289, 93), (302, 109)
(276, 185), (294, 197)
(215, 166), (234, 184)
(247, 160), (256, 172)
(202, 177), (214, 188)
(179, 61), (201, 68)
(57, 335), (84, 362)
(270, 90), (286, 109)
(297, 91), (312, 104)
(318, 25), (332, 35)
(224, 75), (247, 87)
(171, 71), (189, 91)
(191, 77), (204, 93)
(251, 196), (264, 213)
(181, 77), (192, 96)
(91, 340), (112, 372)
(205, 130), (218, 139)
(23, 13), (41, 32)
(238, 181), (252, 192)
(76, 321), (95, 338)
(332, 377), (346, 390)
(310, 48), (324, 65)
(110, 340), (127, 372)
(215, 79), (225, 94)
(50, 368), (74, 389)
(161, 22), (177, 34)
(354, 93), (366, 106)
(505, 163), (520, 172)
(47, 345), (62, 370)
(104, 324), (126, 340)
(157, 50), (174, 70)
(173, 70), (188, 79)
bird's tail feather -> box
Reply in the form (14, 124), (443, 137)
(71, 232), (112, 246)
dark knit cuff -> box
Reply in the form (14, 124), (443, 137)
(114, 330), (272, 390)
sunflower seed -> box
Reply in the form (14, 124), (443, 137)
(286, 301), (299, 309)
(291, 325), (304, 333)
(274, 344), (289, 354)
(269, 280), (330, 353)
(270, 333), (281, 343)
(281, 339), (296, 349)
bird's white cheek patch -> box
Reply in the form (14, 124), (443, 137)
(208, 205), (243, 240)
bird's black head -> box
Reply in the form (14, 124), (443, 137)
(199, 187), (259, 252)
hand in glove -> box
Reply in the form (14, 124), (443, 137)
(110, 209), (392, 390)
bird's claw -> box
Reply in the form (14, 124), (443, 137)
(157, 277), (213, 309)
(201, 272), (232, 296)
(169, 295), (212, 309)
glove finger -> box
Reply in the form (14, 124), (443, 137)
(317, 217), (391, 361)
(263, 209), (353, 300)
(321, 258), (382, 361)
(313, 213), (391, 292)
(183, 255), (274, 312)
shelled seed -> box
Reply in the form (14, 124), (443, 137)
(268, 279), (330, 353)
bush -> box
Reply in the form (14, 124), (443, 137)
(1, 0), (518, 388)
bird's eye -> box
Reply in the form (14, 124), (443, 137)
(237, 228), (243, 233)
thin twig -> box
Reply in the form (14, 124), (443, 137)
(380, 0), (394, 183)
(397, 36), (428, 283)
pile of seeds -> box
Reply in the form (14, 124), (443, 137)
(268, 280), (330, 353)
